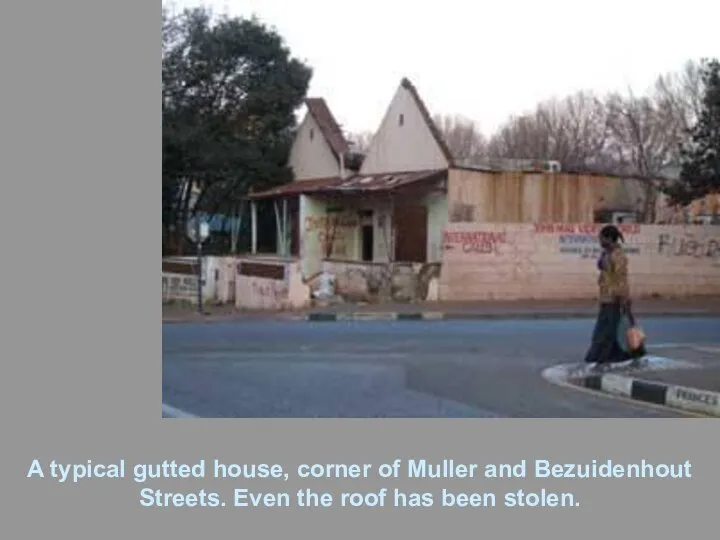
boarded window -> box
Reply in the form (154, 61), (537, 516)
(450, 203), (474, 222)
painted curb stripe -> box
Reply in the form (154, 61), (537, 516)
(396, 312), (424, 320)
(307, 313), (338, 321)
(574, 373), (720, 417)
(338, 312), (398, 321)
(584, 374), (603, 391)
(630, 380), (668, 406)
(300, 312), (720, 322)
(665, 384), (720, 417)
(164, 311), (720, 324)
(600, 373), (634, 397)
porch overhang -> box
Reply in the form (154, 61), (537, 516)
(245, 169), (447, 201)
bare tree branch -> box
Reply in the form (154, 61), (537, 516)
(486, 91), (611, 172)
(346, 131), (374, 153)
(432, 114), (487, 166)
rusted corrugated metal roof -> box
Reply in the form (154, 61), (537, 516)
(246, 176), (341, 199)
(246, 170), (446, 199)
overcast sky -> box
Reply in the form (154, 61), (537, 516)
(167, 0), (719, 137)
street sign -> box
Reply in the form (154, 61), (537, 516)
(186, 217), (210, 315)
(186, 217), (210, 244)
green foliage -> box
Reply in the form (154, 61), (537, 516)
(666, 58), (720, 206)
(162, 5), (312, 252)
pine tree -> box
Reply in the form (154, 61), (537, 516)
(666, 59), (720, 206)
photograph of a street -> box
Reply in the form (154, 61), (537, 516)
(162, 5), (720, 419)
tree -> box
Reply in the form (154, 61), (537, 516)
(486, 91), (610, 172)
(653, 60), (704, 133)
(665, 58), (720, 205)
(162, 5), (312, 254)
(603, 90), (676, 221)
(433, 114), (487, 165)
(346, 131), (373, 153)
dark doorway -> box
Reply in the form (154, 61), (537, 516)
(359, 209), (374, 262)
(361, 224), (374, 261)
(394, 202), (428, 262)
(289, 197), (300, 256)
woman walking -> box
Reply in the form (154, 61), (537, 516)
(584, 224), (642, 368)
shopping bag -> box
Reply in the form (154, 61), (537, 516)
(626, 326), (646, 350)
(617, 313), (646, 356)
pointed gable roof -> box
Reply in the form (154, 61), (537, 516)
(399, 78), (455, 166)
(304, 97), (350, 163)
(359, 77), (455, 175)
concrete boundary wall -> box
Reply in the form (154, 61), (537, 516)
(439, 223), (720, 301)
(162, 256), (236, 304)
(235, 257), (310, 310)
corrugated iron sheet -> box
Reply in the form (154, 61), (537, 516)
(247, 170), (446, 199)
(448, 169), (652, 223)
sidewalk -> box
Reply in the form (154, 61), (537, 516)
(163, 296), (720, 323)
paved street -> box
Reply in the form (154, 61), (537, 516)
(162, 316), (720, 418)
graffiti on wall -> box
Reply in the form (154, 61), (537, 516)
(305, 214), (358, 259)
(439, 223), (720, 301)
(657, 232), (720, 263)
(534, 223), (641, 235)
(162, 273), (199, 302)
(534, 223), (641, 259)
(325, 261), (441, 303)
(251, 279), (289, 304)
(443, 230), (507, 254)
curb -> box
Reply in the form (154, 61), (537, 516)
(162, 310), (720, 324)
(162, 314), (297, 324)
(296, 310), (719, 322)
(302, 311), (444, 322)
(573, 372), (720, 417)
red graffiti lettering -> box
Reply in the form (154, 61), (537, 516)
(443, 231), (507, 244)
(576, 223), (597, 234)
(305, 215), (358, 232)
(443, 230), (506, 254)
(618, 223), (641, 235)
(462, 242), (496, 254)
(534, 223), (554, 233)
(534, 223), (640, 235)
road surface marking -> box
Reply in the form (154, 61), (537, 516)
(692, 346), (720, 354)
(650, 343), (720, 352)
(162, 403), (198, 418)
(164, 351), (411, 359)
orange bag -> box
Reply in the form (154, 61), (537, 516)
(626, 326), (646, 351)
(617, 308), (647, 355)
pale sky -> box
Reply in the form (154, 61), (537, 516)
(167, 0), (719, 138)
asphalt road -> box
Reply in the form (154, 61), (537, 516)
(162, 316), (720, 418)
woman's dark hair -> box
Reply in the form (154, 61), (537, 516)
(599, 224), (624, 243)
